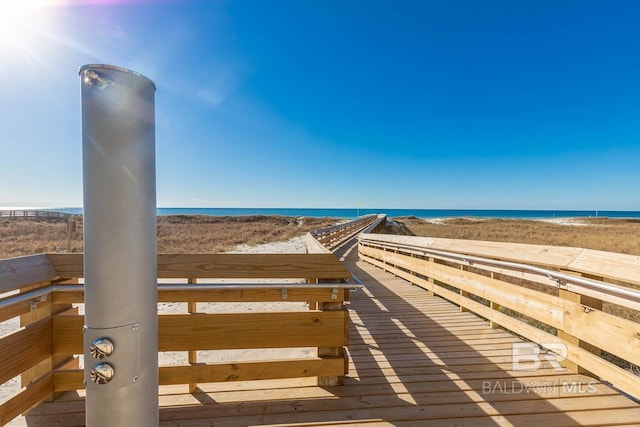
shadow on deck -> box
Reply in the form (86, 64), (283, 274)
(22, 240), (640, 426)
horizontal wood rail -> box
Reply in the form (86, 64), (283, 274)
(46, 253), (351, 280)
(358, 233), (640, 402)
(54, 310), (345, 354)
(305, 214), (385, 253)
(0, 251), (355, 424)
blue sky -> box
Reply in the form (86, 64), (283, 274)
(1, 0), (639, 210)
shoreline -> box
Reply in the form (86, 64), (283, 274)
(414, 216), (600, 226)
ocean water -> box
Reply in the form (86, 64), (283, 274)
(40, 207), (640, 220)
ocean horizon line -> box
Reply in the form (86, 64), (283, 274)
(4, 207), (640, 220)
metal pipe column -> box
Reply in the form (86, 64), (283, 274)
(79, 64), (158, 426)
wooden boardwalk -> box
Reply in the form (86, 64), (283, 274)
(22, 242), (640, 426)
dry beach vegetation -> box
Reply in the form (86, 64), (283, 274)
(388, 216), (640, 256)
(4, 214), (640, 259)
(0, 214), (338, 258)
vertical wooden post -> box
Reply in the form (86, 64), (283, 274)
(67, 219), (77, 252)
(307, 277), (318, 310)
(317, 289), (346, 386)
(317, 303), (345, 386)
(392, 249), (398, 277)
(187, 277), (198, 393)
(343, 290), (350, 376)
(409, 253), (415, 286)
(558, 287), (602, 375)
(425, 257), (435, 296)
(20, 280), (76, 403)
(459, 265), (469, 312)
(382, 247), (389, 274)
(409, 253), (431, 294)
(490, 272), (502, 329)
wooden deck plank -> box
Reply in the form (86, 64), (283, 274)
(28, 370), (611, 411)
(25, 383), (637, 426)
(22, 243), (640, 426)
(154, 390), (636, 418)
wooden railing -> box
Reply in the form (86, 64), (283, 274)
(358, 233), (640, 401)
(306, 214), (385, 253)
(0, 252), (356, 425)
(0, 210), (71, 219)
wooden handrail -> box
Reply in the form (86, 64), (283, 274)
(358, 233), (640, 401)
(0, 254), (59, 294)
(45, 253), (352, 280)
(358, 234), (640, 311)
(306, 214), (385, 253)
(0, 250), (354, 424)
(359, 233), (640, 286)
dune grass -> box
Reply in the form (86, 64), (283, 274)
(4, 214), (639, 258)
(0, 215), (339, 259)
(388, 216), (640, 255)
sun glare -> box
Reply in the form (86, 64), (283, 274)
(0, 0), (49, 52)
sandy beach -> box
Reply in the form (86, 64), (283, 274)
(418, 217), (590, 227)
(158, 235), (312, 368)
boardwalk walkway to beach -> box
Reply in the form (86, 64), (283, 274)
(333, 241), (640, 426)
(21, 235), (640, 426)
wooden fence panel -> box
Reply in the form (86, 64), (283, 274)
(0, 318), (52, 386)
(53, 312), (346, 354)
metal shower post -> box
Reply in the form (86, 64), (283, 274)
(79, 64), (158, 426)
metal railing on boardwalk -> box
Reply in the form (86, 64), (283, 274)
(357, 232), (640, 402)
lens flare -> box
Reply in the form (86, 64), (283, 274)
(0, 1), (48, 48)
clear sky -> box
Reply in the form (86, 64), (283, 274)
(1, 0), (639, 210)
